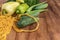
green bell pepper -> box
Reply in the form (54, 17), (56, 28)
(16, 3), (29, 14)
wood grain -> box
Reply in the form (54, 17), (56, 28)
(0, 0), (60, 40)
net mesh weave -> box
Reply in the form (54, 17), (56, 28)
(0, 15), (14, 40)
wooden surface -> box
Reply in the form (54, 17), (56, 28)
(0, 0), (60, 40)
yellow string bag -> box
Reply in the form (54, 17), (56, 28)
(0, 27), (7, 40)
(0, 12), (14, 40)
(0, 12), (39, 40)
(13, 14), (40, 32)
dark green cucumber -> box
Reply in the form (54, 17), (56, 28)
(17, 9), (45, 28)
(17, 16), (39, 28)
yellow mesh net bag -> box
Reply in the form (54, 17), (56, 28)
(0, 15), (14, 40)
(0, 12), (39, 40)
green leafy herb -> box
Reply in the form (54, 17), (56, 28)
(24, 0), (40, 6)
(26, 10), (45, 17)
(33, 2), (48, 10)
(27, 2), (48, 12)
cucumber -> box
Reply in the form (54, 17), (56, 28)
(17, 10), (45, 28)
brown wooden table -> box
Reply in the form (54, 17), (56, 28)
(0, 0), (60, 40)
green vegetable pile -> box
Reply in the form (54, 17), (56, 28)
(1, 0), (48, 28)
